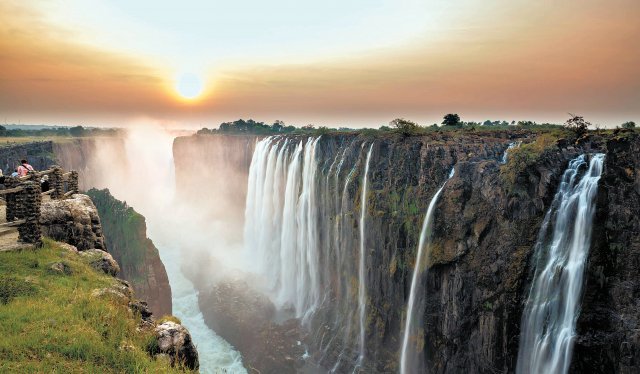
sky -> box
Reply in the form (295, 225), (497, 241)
(0, 0), (638, 128)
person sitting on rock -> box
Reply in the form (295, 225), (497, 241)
(17, 159), (34, 177)
(10, 168), (18, 177)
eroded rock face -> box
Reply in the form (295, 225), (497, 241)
(40, 194), (106, 251)
(572, 132), (640, 373)
(199, 280), (306, 373)
(154, 321), (200, 370)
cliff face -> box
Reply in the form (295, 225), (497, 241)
(53, 137), (128, 191)
(0, 141), (56, 174)
(53, 138), (173, 317)
(573, 131), (640, 373)
(87, 188), (172, 317)
(183, 130), (639, 373)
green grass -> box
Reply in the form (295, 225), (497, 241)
(0, 238), (184, 373)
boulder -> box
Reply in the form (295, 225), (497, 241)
(39, 194), (106, 250)
(153, 321), (199, 370)
(80, 249), (120, 276)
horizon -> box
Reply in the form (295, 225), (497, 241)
(1, 1), (639, 128)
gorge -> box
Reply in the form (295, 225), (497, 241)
(22, 127), (636, 373)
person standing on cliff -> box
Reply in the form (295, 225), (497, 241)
(17, 159), (34, 177)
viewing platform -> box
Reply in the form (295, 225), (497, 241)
(0, 166), (79, 250)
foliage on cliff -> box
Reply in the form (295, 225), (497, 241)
(500, 132), (566, 190)
(87, 189), (149, 278)
(0, 239), (183, 373)
(86, 188), (171, 315)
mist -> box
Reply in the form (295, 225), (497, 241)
(57, 125), (254, 373)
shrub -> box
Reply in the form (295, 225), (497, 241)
(621, 121), (636, 129)
(390, 118), (419, 136)
(564, 114), (591, 135)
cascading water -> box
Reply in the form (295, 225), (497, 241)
(356, 143), (374, 367)
(400, 168), (455, 374)
(516, 153), (605, 374)
(245, 136), (373, 372)
(245, 137), (322, 321)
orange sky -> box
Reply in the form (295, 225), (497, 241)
(0, 1), (638, 128)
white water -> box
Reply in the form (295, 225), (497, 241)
(356, 143), (374, 367)
(501, 141), (522, 164)
(516, 154), (605, 374)
(245, 137), (322, 321)
(400, 168), (455, 374)
(245, 136), (373, 372)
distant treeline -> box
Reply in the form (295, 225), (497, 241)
(196, 115), (568, 137)
(0, 125), (122, 137)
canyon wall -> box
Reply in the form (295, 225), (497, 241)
(87, 188), (172, 317)
(175, 130), (639, 373)
(53, 137), (173, 318)
(0, 141), (56, 174)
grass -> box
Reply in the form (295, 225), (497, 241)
(0, 238), (185, 373)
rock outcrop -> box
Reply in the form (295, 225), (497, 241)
(39, 194), (106, 251)
(199, 280), (306, 373)
(79, 249), (120, 276)
(154, 321), (200, 370)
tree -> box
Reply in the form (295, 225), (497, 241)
(621, 121), (636, 129)
(389, 118), (419, 135)
(442, 113), (461, 126)
(564, 114), (591, 135)
(69, 125), (85, 137)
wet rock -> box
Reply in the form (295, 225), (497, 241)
(199, 280), (306, 373)
(153, 321), (199, 370)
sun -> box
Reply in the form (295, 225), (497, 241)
(175, 72), (204, 100)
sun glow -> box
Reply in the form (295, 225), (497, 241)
(175, 72), (204, 100)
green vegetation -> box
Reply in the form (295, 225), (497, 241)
(195, 115), (572, 138)
(389, 118), (419, 136)
(621, 121), (636, 129)
(500, 132), (566, 190)
(0, 125), (121, 138)
(86, 188), (154, 284)
(157, 315), (182, 324)
(564, 114), (591, 135)
(0, 239), (183, 373)
(442, 113), (462, 127)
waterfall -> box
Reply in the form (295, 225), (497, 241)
(245, 137), (323, 321)
(357, 143), (374, 367)
(400, 168), (455, 374)
(501, 141), (522, 164)
(245, 136), (374, 371)
(516, 153), (605, 374)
